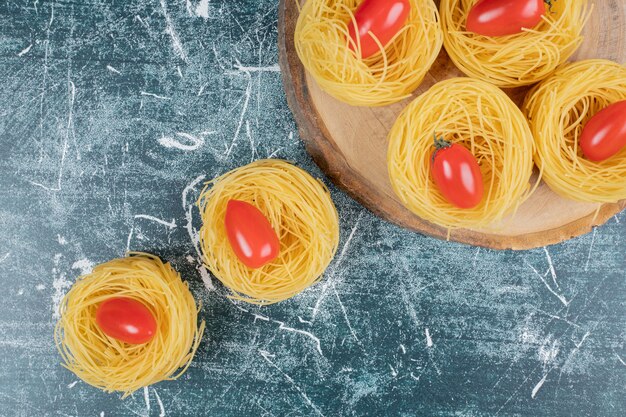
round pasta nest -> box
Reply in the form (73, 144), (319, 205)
(55, 253), (205, 397)
(523, 59), (626, 203)
(387, 78), (536, 229)
(440, 0), (589, 88)
(294, 0), (443, 107)
(198, 159), (339, 305)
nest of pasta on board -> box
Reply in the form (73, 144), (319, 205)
(387, 78), (536, 230)
(294, 0), (443, 106)
(54, 253), (205, 398)
(523, 59), (626, 203)
(198, 159), (340, 305)
(440, 0), (589, 88)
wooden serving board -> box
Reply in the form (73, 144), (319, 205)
(278, 0), (626, 250)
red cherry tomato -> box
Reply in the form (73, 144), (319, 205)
(95, 297), (157, 344)
(466, 0), (548, 37)
(431, 139), (484, 209)
(348, 0), (411, 59)
(224, 200), (280, 269)
(580, 100), (626, 162)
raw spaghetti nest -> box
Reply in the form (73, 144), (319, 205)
(523, 59), (626, 203)
(294, 0), (443, 106)
(388, 78), (536, 230)
(198, 159), (339, 304)
(440, 0), (589, 88)
(55, 253), (205, 397)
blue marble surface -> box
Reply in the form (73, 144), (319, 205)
(0, 0), (624, 416)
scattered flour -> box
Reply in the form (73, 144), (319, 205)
(157, 132), (204, 151)
(425, 328), (433, 348)
(520, 327), (540, 344)
(538, 337), (560, 365)
(52, 254), (72, 319)
(71, 258), (94, 275)
(195, 0), (209, 19)
(198, 265), (215, 291)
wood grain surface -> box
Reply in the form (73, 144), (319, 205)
(279, 0), (626, 250)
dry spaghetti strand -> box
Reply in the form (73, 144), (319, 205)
(294, 0), (443, 107)
(523, 59), (626, 203)
(198, 159), (340, 305)
(55, 253), (205, 398)
(440, 0), (589, 88)
(387, 78), (536, 230)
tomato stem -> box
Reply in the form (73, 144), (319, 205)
(433, 133), (451, 150)
(544, 0), (555, 13)
(431, 133), (451, 164)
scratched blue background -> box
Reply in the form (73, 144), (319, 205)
(0, 0), (625, 416)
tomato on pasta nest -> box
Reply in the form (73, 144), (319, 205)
(294, 0), (443, 106)
(440, 0), (589, 88)
(523, 59), (626, 203)
(198, 160), (340, 305)
(388, 78), (536, 230)
(55, 253), (205, 397)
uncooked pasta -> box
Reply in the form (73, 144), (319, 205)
(388, 78), (536, 229)
(440, 0), (589, 87)
(523, 59), (626, 202)
(294, 0), (443, 106)
(198, 159), (339, 304)
(55, 253), (205, 397)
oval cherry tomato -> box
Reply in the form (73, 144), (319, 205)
(348, 0), (411, 59)
(95, 297), (157, 344)
(466, 0), (548, 37)
(431, 139), (484, 209)
(224, 200), (280, 269)
(580, 100), (626, 162)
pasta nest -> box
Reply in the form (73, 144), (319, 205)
(55, 253), (205, 397)
(440, 0), (589, 87)
(198, 159), (339, 304)
(523, 59), (626, 203)
(294, 0), (443, 106)
(388, 77), (536, 229)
